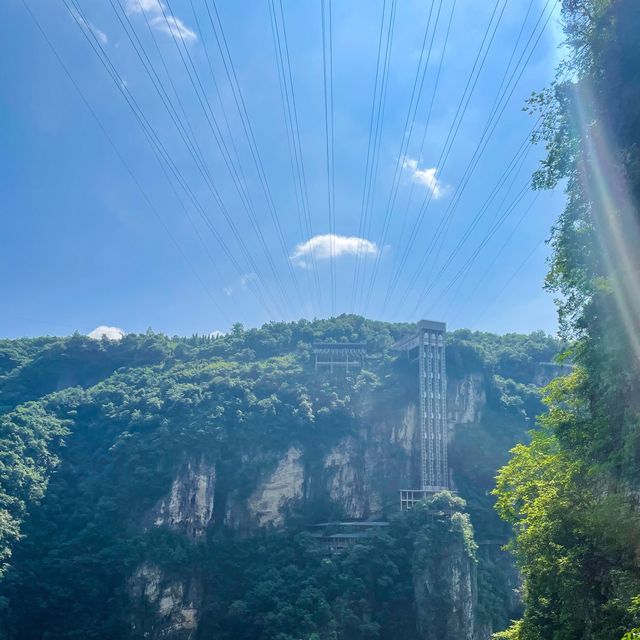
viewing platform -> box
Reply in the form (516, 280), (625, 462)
(308, 521), (389, 553)
(313, 342), (366, 373)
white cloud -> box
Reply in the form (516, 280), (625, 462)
(290, 234), (378, 269)
(92, 25), (109, 45)
(88, 325), (125, 341)
(150, 14), (197, 42)
(403, 158), (446, 198)
(126, 0), (163, 14)
(209, 330), (225, 339)
(68, 6), (109, 45)
(223, 286), (233, 296)
(125, 0), (196, 42)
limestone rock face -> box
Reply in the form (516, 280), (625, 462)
(247, 446), (305, 527)
(132, 373), (500, 639)
(412, 525), (477, 640)
(129, 562), (201, 640)
(320, 402), (419, 519)
(448, 373), (486, 426)
(150, 456), (216, 539)
(323, 437), (365, 518)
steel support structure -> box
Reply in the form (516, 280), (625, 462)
(394, 320), (449, 508)
(313, 343), (366, 374)
(421, 326), (447, 490)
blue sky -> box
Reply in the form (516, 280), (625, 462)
(0, 0), (566, 338)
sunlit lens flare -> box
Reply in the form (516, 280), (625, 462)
(571, 80), (640, 361)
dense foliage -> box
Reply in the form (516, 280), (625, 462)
(493, 1), (640, 638)
(0, 316), (557, 638)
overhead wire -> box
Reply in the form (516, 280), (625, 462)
(401, 0), (556, 308)
(416, 173), (535, 319)
(388, 0), (456, 290)
(37, 0), (561, 326)
(472, 237), (546, 325)
(200, 0), (306, 314)
(366, 0), (509, 316)
(351, 0), (398, 311)
(444, 192), (538, 322)
(22, 0), (233, 324)
(358, 0), (399, 311)
(411, 128), (536, 315)
(320, 0), (336, 314)
(349, 0), (391, 311)
(110, 0), (283, 316)
(157, 0), (297, 316)
(267, 0), (323, 316)
(67, 0), (282, 317)
(381, 0), (558, 317)
(359, 0), (443, 313)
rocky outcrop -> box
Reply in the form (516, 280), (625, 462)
(129, 563), (201, 640)
(323, 437), (365, 518)
(412, 517), (477, 640)
(320, 402), (419, 519)
(532, 362), (573, 387)
(448, 373), (486, 425)
(247, 446), (305, 527)
(144, 375), (491, 537)
(150, 456), (216, 539)
(134, 372), (500, 639)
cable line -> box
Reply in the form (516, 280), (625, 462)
(472, 237), (546, 325)
(392, 0), (557, 313)
(200, 0), (306, 315)
(268, 0), (323, 316)
(359, 0), (443, 314)
(350, 0), (391, 311)
(351, 0), (398, 311)
(366, 0), (509, 316)
(110, 0), (283, 316)
(414, 134), (534, 309)
(158, 0), (297, 316)
(23, 0), (233, 324)
(445, 192), (538, 322)
(386, 0), (456, 299)
(416, 177), (533, 319)
(68, 0), (283, 317)
(381, 0), (556, 317)
(393, 121), (536, 317)
(320, 0), (336, 314)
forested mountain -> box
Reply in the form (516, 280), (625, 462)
(0, 318), (559, 639)
(4, 1), (640, 638)
(493, 1), (640, 638)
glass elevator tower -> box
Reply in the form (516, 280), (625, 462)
(394, 320), (449, 509)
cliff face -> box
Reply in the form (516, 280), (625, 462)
(129, 563), (201, 640)
(412, 520), (477, 640)
(149, 455), (216, 539)
(128, 371), (500, 639)
(1, 323), (556, 640)
(142, 372), (486, 536)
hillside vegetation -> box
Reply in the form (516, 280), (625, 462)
(0, 317), (557, 639)
(493, 1), (640, 638)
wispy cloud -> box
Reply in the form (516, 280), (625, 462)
(88, 325), (125, 340)
(403, 158), (446, 198)
(290, 234), (378, 269)
(126, 0), (163, 13)
(125, 0), (197, 42)
(150, 14), (197, 41)
(68, 6), (109, 45)
(240, 273), (258, 287)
